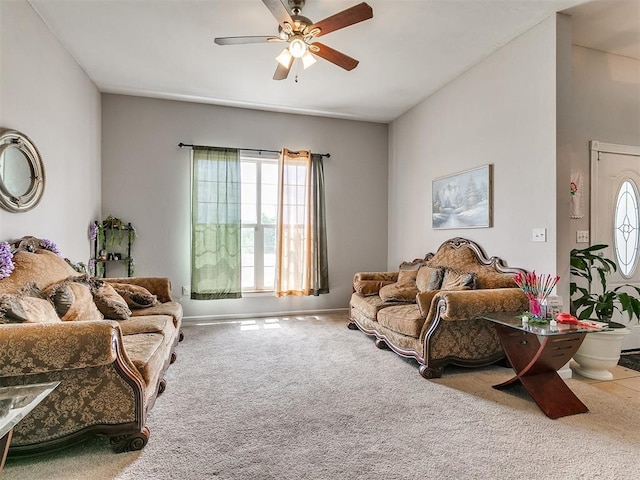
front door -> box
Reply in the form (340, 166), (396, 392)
(591, 141), (640, 349)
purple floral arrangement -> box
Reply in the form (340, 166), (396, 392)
(40, 239), (60, 255)
(89, 222), (98, 241)
(0, 242), (15, 279)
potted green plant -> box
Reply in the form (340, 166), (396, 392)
(570, 244), (640, 380)
(570, 244), (640, 326)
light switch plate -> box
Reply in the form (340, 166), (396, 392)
(576, 230), (589, 243)
(532, 228), (547, 242)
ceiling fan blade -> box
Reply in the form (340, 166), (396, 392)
(308, 2), (373, 37)
(310, 42), (359, 71)
(214, 36), (281, 46)
(273, 57), (293, 80)
(262, 0), (294, 28)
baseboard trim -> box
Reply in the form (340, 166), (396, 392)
(182, 308), (349, 323)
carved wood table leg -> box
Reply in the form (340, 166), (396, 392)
(492, 324), (588, 419)
(1, 429), (13, 473)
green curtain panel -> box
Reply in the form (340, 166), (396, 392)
(191, 147), (242, 299)
(311, 153), (329, 295)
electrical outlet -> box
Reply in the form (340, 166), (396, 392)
(182, 286), (190, 295)
(576, 230), (589, 243)
(532, 228), (547, 242)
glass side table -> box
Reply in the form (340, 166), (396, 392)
(480, 312), (610, 419)
(0, 382), (59, 472)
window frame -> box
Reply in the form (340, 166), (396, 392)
(240, 150), (279, 292)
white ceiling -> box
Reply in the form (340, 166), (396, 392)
(29, 0), (640, 124)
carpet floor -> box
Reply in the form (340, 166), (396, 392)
(4, 313), (640, 480)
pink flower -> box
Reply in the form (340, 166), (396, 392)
(570, 182), (578, 195)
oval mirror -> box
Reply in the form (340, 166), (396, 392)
(0, 129), (45, 212)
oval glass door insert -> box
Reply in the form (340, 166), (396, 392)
(614, 179), (640, 277)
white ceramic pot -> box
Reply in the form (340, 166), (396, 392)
(572, 327), (630, 380)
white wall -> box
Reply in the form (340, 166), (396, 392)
(0, 0), (101, 260)
(565, 43), (640, 347)
(566, 45), (640, 245)
(556, 13), (573, 302)
(388, 16), (559, 276)
(101, 94), (388, 319)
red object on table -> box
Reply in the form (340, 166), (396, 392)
(556, 312), (579, 324)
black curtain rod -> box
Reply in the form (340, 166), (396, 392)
(178, 143), (330, 158)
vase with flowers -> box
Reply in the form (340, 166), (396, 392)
(513, 271), (559, 319)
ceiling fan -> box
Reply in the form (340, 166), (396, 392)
(214, 0), (373, 80)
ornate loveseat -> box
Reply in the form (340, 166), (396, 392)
(0, 237), (183, 454)
(348, 238), (528, 378)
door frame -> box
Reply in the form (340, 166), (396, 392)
(590, 141), (640, 350)
(590, 140), (640, 243)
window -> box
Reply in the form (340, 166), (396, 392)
(614, 179), (640, 278)
(240, 151), (279, 291)
(191, 146), (328, 298)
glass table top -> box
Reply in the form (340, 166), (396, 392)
(479, 311), (612, 336)
(0, 382), (59, 439)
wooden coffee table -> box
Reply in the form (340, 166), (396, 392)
(481, 312), (609, 419)
(0, 382), (59, 472)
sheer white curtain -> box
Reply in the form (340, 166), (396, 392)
(274, 149), (312, 296)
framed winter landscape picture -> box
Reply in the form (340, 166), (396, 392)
(432, 164), (493, 229)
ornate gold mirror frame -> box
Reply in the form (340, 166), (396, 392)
(0, 129), (45, 212)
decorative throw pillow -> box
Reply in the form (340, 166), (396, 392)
(416, 266), (444, 292)
(90, 280), (132, 320)
(109, 283), (159, 309)
(397, 269), (418, 284)
(44, 281), (104, 321)
(379, 282), (419, 302)
(0, 293), (61, 323)
(398, 257), (427, 271)
(475, 271), (518, 289)
(353, 280), (393, 296)
(441, 269), (477, 291)
(0, 249), (80, 295)
(43, 282), (73, 317)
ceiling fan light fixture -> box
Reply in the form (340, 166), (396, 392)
(288, 36), (307, 58)
(282, 22), (293, 36)
(276, 48), (293, 67)
(301, 50), (316, 69)
(214, 1), (374, 80)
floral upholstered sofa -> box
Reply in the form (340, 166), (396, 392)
(348, 237), (528, 379)
(0, 237), (183, 454)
